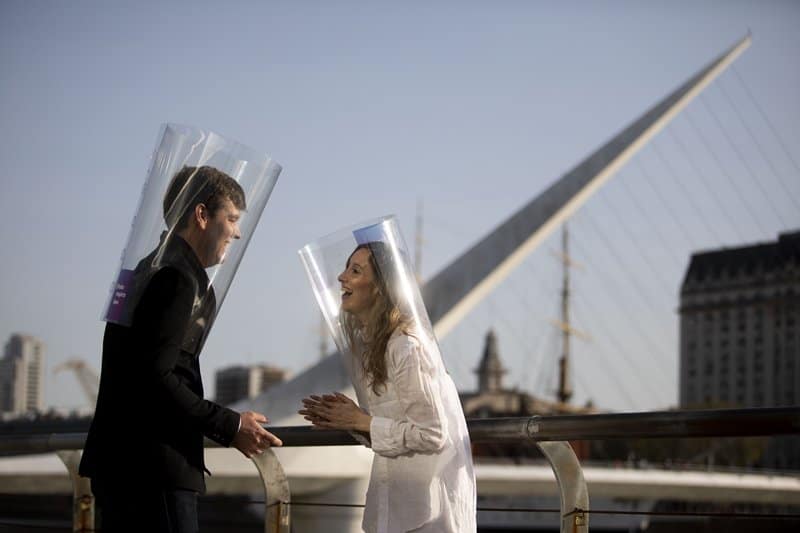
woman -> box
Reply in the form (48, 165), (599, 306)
(299, 220), (476, 533)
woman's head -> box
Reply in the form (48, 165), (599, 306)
(338, 241), (409, 393)
(338, 245), (379, 320)
(338, 242), (402, 314)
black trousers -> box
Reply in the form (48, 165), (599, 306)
(91, 478), (199, 533)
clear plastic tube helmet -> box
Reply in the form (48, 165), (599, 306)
(300, 217), (431, 359)
(299, 216), (476, 533)
(102, 123), (281, 352)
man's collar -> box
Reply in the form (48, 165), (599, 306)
(169, 233), (211, 287)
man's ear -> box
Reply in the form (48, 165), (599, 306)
(194, 203), (209, 230)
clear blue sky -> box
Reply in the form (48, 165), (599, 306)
(1, 1), (798, 412)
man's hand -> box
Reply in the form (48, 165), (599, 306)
(231, 411), (282, 458)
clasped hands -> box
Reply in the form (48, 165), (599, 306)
(299, 392), (372, 433)
(231, 410), (283, 458)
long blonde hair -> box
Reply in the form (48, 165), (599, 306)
(341, 243), (411, 394)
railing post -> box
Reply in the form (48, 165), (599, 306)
(56, 450), (95, 533)
(534, 441), (589, 533)
(250, 449), (291, 533)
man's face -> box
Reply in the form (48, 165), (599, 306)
(198, 197), (241, 268)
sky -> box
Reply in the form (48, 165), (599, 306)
(1, 1), (798, 414)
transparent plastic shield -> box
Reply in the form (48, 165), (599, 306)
(299, 216), (436, 361)
(103, 123), (281, 326)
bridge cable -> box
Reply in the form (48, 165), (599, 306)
(724, 71), (800, 213)
(682, 111), (771, 236)
(612, 167), (686, 267)
(633, 157), (699, 249)
(665, 126), (747, 242)
(700, 93), (789, 228)
(733, 66), (800, 191)
(567, 222), (676, 376)
(570, 295), (665, 408)
(578, 208), (673, 323)
(649, 141), (724, 243)
(594, 186), (676, 295)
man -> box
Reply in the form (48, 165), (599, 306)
(80, 166), (281, 532)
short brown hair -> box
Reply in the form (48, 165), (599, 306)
(163, 166), (246, 230)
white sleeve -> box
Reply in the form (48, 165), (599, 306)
(369, 338), (446, 457)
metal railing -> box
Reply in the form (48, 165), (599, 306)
(1, 406), (799, 533)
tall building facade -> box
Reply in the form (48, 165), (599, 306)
(215, 364), (286, 406)
(0, 334), (45, 415)
(679, 231), (800, 467)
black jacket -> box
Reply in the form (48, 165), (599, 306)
(79, 236), (239, 492)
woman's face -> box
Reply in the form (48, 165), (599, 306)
(338, 247), (377, 319)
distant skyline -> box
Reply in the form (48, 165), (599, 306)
(1, 1), (798, 413)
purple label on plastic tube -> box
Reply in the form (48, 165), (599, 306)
(105, 269), (135, 322)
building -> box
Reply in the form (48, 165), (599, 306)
(679, 230), (800, 407)
(459, 329), (594, 461)
(0, 334), (45, 415)
(460, 329), (594, 418)
(215, 364), (287, 406)
(679, 230), (800, 467)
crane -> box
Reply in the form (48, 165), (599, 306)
(53, 358), (99, 406)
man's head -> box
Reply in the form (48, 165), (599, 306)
(164, 166), (247, 268)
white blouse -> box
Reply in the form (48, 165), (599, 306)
(345, 330), (476, 533)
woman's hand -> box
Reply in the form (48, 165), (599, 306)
(299, 392), (372, 433)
